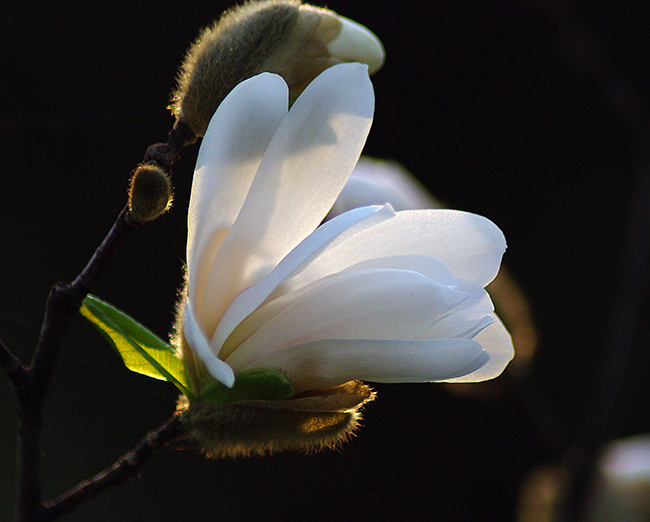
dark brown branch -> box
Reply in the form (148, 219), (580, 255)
(0, 336), (28, 390)
(31, 206), (136, 392)
(15, 387), (42, 522)
(14, 206), (139, 522)
(36, 415), (183, 522)
(560, 142), (650, 522)
(13, 128), (190, 522)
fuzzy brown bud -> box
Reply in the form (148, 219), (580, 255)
(178, 380), (375, 458)
(170, 0), (384, 137)
(128, 163), (173, 222)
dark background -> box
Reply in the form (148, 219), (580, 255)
(2, 1), (650, 520)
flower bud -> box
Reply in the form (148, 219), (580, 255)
(178, 380), (375, 458)
(128, 163), (173, 222)
(170, 0), (385, 137)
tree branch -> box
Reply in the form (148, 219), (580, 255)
(30, 206), (137, 395)
(0, 336), (28, 390)
(12, 129), (189, 522)
(36, 415), (183, 522)
(14, 206), (139, 522)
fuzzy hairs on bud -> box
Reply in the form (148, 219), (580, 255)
(171, 0), (302, 137)
(171, 0), (383, 138)
(127, 163), (173, 222)
(178, 380), (375, 458)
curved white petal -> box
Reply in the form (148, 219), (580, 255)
(326, 16), (385, 75)
(245, 338), (489, 393)
(289, 209), (506, 290)
(224, 268), (470, 370)
(182, 303), (235, 387)
(219, 269), (368, 360)
(210, 205), (384, 352)
(329, 156), (441, 216)
(218, 275), (334, 361)
(419, 279), (495, 339)
(442, 314), (513, 382)
(187, 73), (288, 313)
(181, 62), (512, 393)
(267, 203), (397, 299)
(198, 63), (375, 339)
(341, 254), (459, 287)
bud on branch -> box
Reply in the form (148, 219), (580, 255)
(170, 0), (385, 139)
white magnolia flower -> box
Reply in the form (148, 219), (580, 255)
(181, 62), (513, 394)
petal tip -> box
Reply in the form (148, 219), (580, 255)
(326, 17), (385, 75)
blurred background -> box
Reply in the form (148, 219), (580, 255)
(2, 1), (649, 520)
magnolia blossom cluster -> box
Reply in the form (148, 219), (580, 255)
(178, 62), (513, 398)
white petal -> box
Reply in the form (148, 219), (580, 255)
(199, 63), (374, 336)
(420, 279), (495, 339)
(182, 303), (235, 387)
(442, 314), (514, 382)
(187, 73), (288, 313)
(289, 209), (506, 289)
(329, 156), (441, 216)
(326, 17), (385, 75)
(218, 276), (328, 360)
(245, 338), (489, 393)
(210, 205), (384, 352)
(342, 254), (458, 287)
(224, 268), (470, 370)
(268, 203), (397, 298)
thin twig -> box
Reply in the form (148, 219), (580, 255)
(37, 415), (183, 522)
(560, 140), (650, 521)
(30, 206), (136, 394)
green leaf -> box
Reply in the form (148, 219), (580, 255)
(199, 368), (293, 405)
(80, 294), (193, 400)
